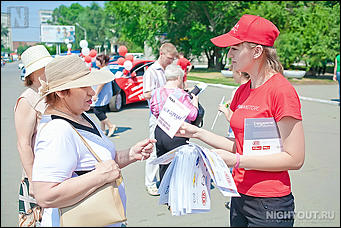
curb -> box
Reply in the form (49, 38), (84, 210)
(188, 80), (340, 106)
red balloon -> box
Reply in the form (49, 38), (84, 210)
(118, 45), (128, 57)
(84, 55), (92, 63)
(117, 57), (126, 65)
(123, 69), (129, 75)
(89, 49), (97, 58)
(125, 54), (134, 62)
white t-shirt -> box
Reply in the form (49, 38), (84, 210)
(32, 112), (126, 227)
(142, 60), (166, 98)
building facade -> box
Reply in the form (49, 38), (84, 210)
(39, 10), (53, 24)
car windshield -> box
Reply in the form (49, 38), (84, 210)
(129, 62), (154, 77)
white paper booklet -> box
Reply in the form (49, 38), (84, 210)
(243, 118), (283, 156)
(153, 143), (239, 216)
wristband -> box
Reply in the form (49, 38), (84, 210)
(234, 153), (240, 169)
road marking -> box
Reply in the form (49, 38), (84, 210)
(188, 80), (340, 106)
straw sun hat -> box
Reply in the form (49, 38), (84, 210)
(38, 54), (115, 98)
(21, 45), (53, 77)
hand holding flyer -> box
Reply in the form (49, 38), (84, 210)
(157, 94), (190, 138)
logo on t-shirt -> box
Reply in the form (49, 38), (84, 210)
(237, 104), (260, 111)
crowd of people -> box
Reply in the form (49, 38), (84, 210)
(13, 13), (340, 227)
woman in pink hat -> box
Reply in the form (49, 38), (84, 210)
(177, 14), (305, 227)
(14, 45), (53, 226)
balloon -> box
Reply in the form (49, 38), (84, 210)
(117, 57), (125, 65)
(79, 40), (88, 48)
(125, 54), (134, 62)
(84, 56), (92, 63)
(81, 47), (90, 56)
(123, 69), (129, 75)
(118, 45), (128, 57)
(89, 49), (97, 58)
(67, 43), (72, 49)
(123, 60), (133, 71)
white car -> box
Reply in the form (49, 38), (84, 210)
(18, 63), (25, 81)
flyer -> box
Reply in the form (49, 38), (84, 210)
(243, 118), (283, 156)
(156, 94), (190, 138)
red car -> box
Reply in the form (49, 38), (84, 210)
(107, 59), (155, 111)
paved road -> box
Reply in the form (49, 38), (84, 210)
(1, 62), (340, 227)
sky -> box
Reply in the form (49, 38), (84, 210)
(1, 1), (105, 42)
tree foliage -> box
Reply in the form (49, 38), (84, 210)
(166, 1), (251, 70)
(48, 1), (339, 71)
(244, 1), (340, 71)
(1, 24), (9, 51)
(104, 1), (168, 55)
(52, 3), (112, 51)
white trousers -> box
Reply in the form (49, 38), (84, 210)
(144, 113), (159, 187)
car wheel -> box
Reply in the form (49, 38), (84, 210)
(109, 92), (123, 112)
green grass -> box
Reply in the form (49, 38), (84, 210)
(187, 75), (239, 86)
(188, 70), (336, 85)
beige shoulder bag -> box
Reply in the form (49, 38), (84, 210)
(59, 125), (127, 227)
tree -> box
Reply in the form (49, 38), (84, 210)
(244, 1), (340, 72)
(52, 3), (113, 52)
(1, 24), (9, 51)
(166, 1), (251, 70)
(104, 1), (168, 55)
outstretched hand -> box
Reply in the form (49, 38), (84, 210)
(130, 138), (157, 161)
(211, 149), (237, 168)
(175, 121), (200, 139)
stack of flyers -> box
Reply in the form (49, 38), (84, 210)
(151, 143), (239, 216)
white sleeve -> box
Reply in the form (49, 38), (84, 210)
(32, 120), (79, 183)
(143, 68), (155, 93)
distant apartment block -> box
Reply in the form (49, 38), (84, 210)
(39, 10), (53, 24)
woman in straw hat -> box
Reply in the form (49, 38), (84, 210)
(176, 15), (305, 227)
(14, 45), (53, 226)
(31, 54), (156, 226)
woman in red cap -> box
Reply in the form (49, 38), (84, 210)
(177, 14), (305, 227)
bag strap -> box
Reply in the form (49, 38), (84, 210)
(69, 124), (123, 185)
(70, 124), (102, 162)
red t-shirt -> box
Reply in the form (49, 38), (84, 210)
(230, 73), (302, 197)
(177, 57), (191, 82)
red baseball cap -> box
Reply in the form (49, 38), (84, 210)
(211, 14), (280, 47)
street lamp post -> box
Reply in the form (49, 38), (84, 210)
(75, 23), (87, 41)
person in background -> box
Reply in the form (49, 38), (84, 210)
(14, 45), (53, 226)
(177, 52), (192, 89)
(142, 42), (178, 196)
(32, 54), (156, 226)
(333, 54), (340, 104)
(218, 65), (250, 127)
(177, 14), (305, 227)
(92, 54), (117, 137)
(150, 64), (198, 182)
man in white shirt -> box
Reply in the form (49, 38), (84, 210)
(143, 43), (178, 196)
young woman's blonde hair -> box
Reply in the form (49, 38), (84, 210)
(244, 42), (284, 75)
